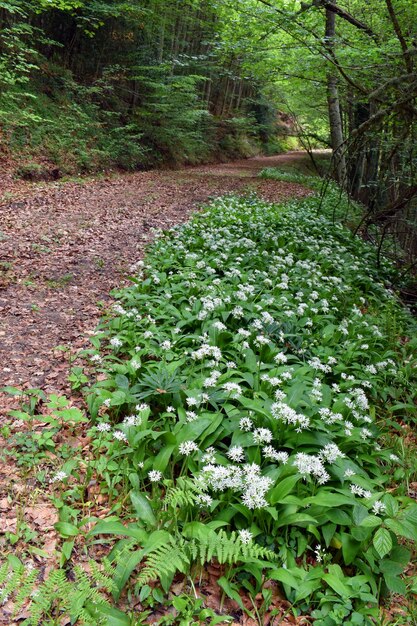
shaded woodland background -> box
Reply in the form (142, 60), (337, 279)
(1, 0), (417, 286)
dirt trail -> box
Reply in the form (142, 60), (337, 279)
(0, 152), (311, 404)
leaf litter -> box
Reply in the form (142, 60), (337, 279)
(0, 153), (312, 625)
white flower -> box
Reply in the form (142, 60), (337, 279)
(238, 529), (253, 544)
(196, 493), (213, 507)
(255, 334), (269, 346)
(167, 406), (175, 413)
(344, 468), (355, 478)
(274, 352), (288, 364)
(293, 453), (329, 484)
(314, 544), (327, 563)
(271, 402), (310, 431)
(350, 484), (372, 498)
(223, 382), (242, 398)
(262, 446), (288, 464)
(96, 422), (111, 432)
(201, 447), (216, 464)
(241, 468), (273, 509)
(110, 337), (123, 348)
(50, 471), (67, 483)
(113, 431), (128, 442)
(136, 403), (149, 412)
(227, 446), (245, 463)
(186, 411), (198, 422)
(253, 428), (273, 444)
(123, 414), (142, 427)
(161, 340), (172, 350)
(319, 443), (345, 463)
(179, 441), (199, 456)
(372, 500), (387, 515)
(103, 398), (111, 407)
(239, 417), (253, 431)
(148, 470), (162, 482)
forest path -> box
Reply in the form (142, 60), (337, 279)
(0, 152), (312, 405)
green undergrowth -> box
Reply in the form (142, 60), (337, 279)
(0, 69), (271, 176)
(77, 179), (417, 623)
(2, 176), (417, 625)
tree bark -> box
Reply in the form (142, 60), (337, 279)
(325, 7), (347, 186)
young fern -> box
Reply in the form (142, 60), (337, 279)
(137, 529), (277, 585)
(0, 558), (118, 626)
(137, 536), (190, 585)
(163, 477), (200, 509)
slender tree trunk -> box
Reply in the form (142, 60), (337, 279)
(325, 7), (347, 186)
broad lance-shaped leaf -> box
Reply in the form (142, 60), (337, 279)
(373, 527), (392, 558)
(130, 491), (156, 528)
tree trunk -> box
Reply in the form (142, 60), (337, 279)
(325, 7), (347, 187)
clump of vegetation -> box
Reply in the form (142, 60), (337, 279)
(2, 175), (417, 623)
(65, 179), (416, 623)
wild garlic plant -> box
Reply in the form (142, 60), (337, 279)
(83, 184), (417, 619)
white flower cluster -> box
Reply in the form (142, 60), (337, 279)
(271, 401), (310, 431)
(199, 463), (272, 510)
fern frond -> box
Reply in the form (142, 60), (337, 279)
(137, 529), (277, 585)
(0, 558), (117, 626)
(164, 477), (200, 509)
(13, 567), (38, 615)
(137, 536), (189, 585)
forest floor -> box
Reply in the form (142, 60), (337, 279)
(0, 152), (415, 626)
(0, 152), (312, 400)
(0, 152), (313, 624)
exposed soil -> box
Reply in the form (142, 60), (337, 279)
(0, 152), (311, 403)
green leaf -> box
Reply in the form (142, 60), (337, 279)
(54, 522), (79, 537)
(90, 519), (147, 542)
(130, 492), (156, 528)
(87, 602), (132, 625)
(54, 408), (88, 422)
(384, 574), (407, 595)
(382, 494), (398, 518)
(153, 444), (176, 472)
(270, 568), (299, 589)
(340, 532), (361, 565)
(115, 374), (130, 389)
(360, 515), (382, 528)
(323, 573), (350, 598)
(113, 549), (145, 600)
(269, 474), (300, 504)
(276, 513), (317, 528)
(352, 503), (369, 526)
(217, 577), (247, 613)
(303, 492), (353, 507)
(325, 509), (351, 526)
(385, 518), (417, 541)
(373, 528), (392, 559)
(60, 540), (74, 564)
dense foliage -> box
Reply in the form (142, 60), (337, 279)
(0, 0), (289, 174)
(59, 173), (417, 624)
